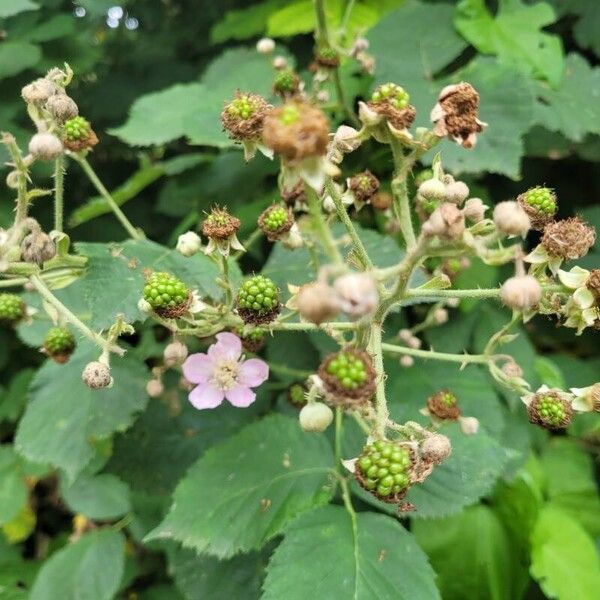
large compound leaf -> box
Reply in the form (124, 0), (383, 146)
(15, 344), (148, 483)
(0, 0), (39, 18)
(30, 530), (125, 600)
(262, 505), (440, 600)
(147, 414), (334, 558)
(455, 0), (564, 86)
(413, 505), (525, 600)
(530, 505), (600, 600)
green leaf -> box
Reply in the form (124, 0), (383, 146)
(211, 0), (288, 43)
(0, 0), (39, 18)
(530, 505), (600, 600)
(60, 473), (131, 520)
(532, 53), (600, 142)
(76, 239), (233, 330)
(147, 414), (334, 558)
(167, 544), (268, 600)
(413, 505), (524, 600)
(26, 14), (76, 42)
(30, 530), (125, 600)
(550, 0), (600, 57)
(262, 505), (440, 600)
(368, 0), (468, 120)
(267, 1), (317, 37)
(534, 356), (566, 389)
(0, 537), (39, 595)
(455, 0), (564, 86)
(0, 42), (41, 80)
(0, 369), (35, 423)
(0, 446), (28, 526)
(15, 344), (148, 483)
(430, 58), (536, 178)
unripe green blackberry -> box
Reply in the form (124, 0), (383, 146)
(221, 92), (270, 141)
(273, 69), (300, 96)
(528, 392), (572, 430)
(356, 440), (413, 500)
(370, 83), (410, 110)
(236, 275), (280, 324)
(518, 186), (557, 230)
(0, 294), (25, 326)
(318, 349), (376, 407)
(238, 326), (267, 353)
(44, 326), (76, 363)
(427, 389), (461, 420)
(63, 116), (98, 151)
(143, 272), (191, 318)
(258, 205), (294, 241)
(288, 383), (306, 407)
(315, 47), (340, 68)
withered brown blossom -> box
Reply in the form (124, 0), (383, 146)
(221, 92), (271, 142)
(541, 217), (596, 259)
(348, 170), (380, 202)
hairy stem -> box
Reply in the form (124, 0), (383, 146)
(305, 185), (344, 264)
(390, 138), (417, 250)
(369, 322), (388, 438)
(53, 154), (65, 232)
(382, 342), (489, 365)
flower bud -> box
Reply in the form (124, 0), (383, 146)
(164, 341), (188, 366)
(421, 434), (451, 464)
(493, 201), (530, 237)
(28, 133), (63, 161)
(433, 308), (448, 324)
(176, 231), (202, 256)
(500, 275), (541, 310)
(418, 178), (446, 201)
(407, 336), (421, 349)
(256, 37), (275, 54)
(272, 56), (288, 70)
(351, 38), (369, 55)
(444, 181), (469, 205)
(146, 379), (164, 397)
(82, 361), (112, 389)
(501, 360), (523, 378)
(399, 329), (412, 342)
(463, 197), (486, 223)
(296, 282), (340, 325)
(299, 402), (334, 432)
(370, 192), (392, 212)
(333, 272), (379, 321)
(46, 94), (79, 124)
(459, 416), (480, 435)
(400, 355), (414, 368)
(21, 230), (56, 266)
(21, 78), (58, 105)
(422, 203), (465, 239)
(6, 170), (19, 189)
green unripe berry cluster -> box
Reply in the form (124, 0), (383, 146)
(0, 293), (25, 324)
(289, 384), (306, 406)
(279, 104), (300, 125)
(262, 206), (288, 231)
(244, 327), (266, 342)
(537, 395), (566, 426)
(318, 47), (338, 60)
(44, 327), (76, 355)
(524, 187), (556, 216)
(143, 272), (190, 310)
(441, 391), (457, 407)
(237, 275), (279, 313)
(326, 352), (367, 390)
(64, 116), (91, 140)
(274, 70), (297, 93)
(227, 95), (257, 120)
(371, 83), (410, 110)
(357, 440), (412, 498)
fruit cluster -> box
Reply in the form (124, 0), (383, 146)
(64, 116), (91, 140)
(237, 275), (280, 324)
(370, 83), (410, 110)
(44, 327), (76, 363)
(143, 272), (190, 318)
(0, 293), (25, 325)
(326, 352), (368, 390)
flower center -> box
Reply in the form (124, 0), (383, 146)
(212, 360), (239, 390)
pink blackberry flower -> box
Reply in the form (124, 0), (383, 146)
(182, 332), (268, 409)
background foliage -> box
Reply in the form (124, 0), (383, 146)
(0, 1), (599, 599)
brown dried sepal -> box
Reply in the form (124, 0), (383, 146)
(367, 100), (416, 131)
(541, 217), (596, 260)
(281, 181), (306, 206)
(63, 129), (99, 152)
(349, 170), (380, 202)
(318, 349), (376, 404)
(45, 348), (72, 364)
(262, 102), (329, 162)
(237, 304), (280, 326)
(154, 291), (193, 319)
(257, 205), (294, 241)
(427, 389), (461, 420)
(201, 209), (241, 241)
(433, 83), (484, 148)
(220, 92), (271, 141)
(587, 269), (600, 299)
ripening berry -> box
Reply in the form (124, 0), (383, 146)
(299, 402), (334, 432)
(44, 326), (76, 363)
(315, 47), (340, 68)
(356, 440), (413, 499)
(143, 272), (191, 318)
(528, 392), (572, 430)
(288, 383), (306, 407)
(273, 69), (300, 96)
(366, 83), (416, 130)
(0, 294), (26, 326)
(427, 389), (461, 420)
(63, 116), (98, 151)
(238, 327), (267, 353)
(318, 349), (376, 406)
(518, 186), (557, 230)
(221, 92), (270, 142)
(236, 275), (280, 325)
(258, 205), (294, 241)
(370, 83), (410, 110)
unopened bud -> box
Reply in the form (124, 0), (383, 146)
(463, 197), (486, 223)
(164, 341), (188, 366)
(459, 416), (479, 435)
(433, 308), (448, 324)
(444, 181), (469, 205)
(493, 201), (530, 237)
(256, 37), (275, 54)
(399, 329), (412, 342)
(421, 434), (452, 464)
(28, 132), (63, 161)
(400, 355), (414, 368)
(500, 275), (541, 311)
(418, 178), (446, 201)
(422, 203), (465, 239)
(299, 402), (334, 432)
(272, 56), (288, 70)
(407, 336), (421, 349)
(176, 231), (202, 256)
(46, 94), (78, 123)
(82, 361), (112, 389)
(146, 379), (164, 397)
(21, 230), (56, 266)
(333, 272), (379, 321)
(21, 78), (58, 105)
(502, 361), (523, 378)
(296, 282), (340, 325)
(6, 170), (20, 189)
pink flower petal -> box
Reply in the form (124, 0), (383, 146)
(188, 382), (225, 410)
(208, 332), (242, 362)
(238, 358), (269, 387)
(182, 353), (213, 384)
(225, 386), (256, 408)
